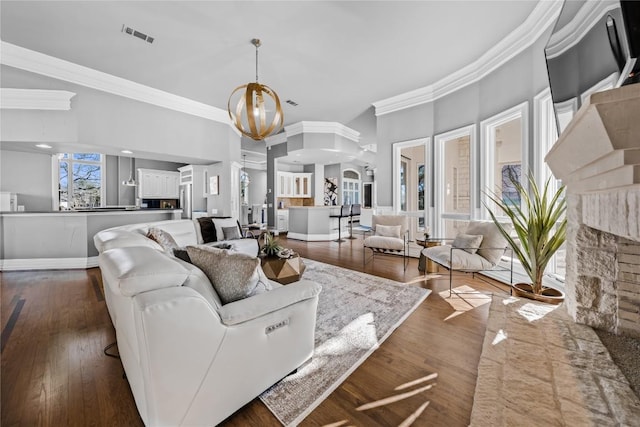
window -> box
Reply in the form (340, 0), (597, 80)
(418, 164), (425, 228)
(400, 158), (408, 211)
(434, 125), (475, 238)
(535, 89), (565, 280)
(342, 171), (361, 205)
(58, 153), (103, 209)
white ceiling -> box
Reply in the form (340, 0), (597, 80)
(0, 1), (540, 165)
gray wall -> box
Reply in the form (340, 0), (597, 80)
(1, 65), (234, 164)
(375, 27), (553, 208)
(0, 150), (53, 211)
(105, 155), (186, 206)
(245, 167), (267, 207)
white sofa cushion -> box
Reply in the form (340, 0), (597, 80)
(94, 229), (162, 253)
(186, 245), (272, 304)
(154, 220), (198, 247)
(218, 279), (322, 325)
(100, 246), (190, 297)
(364, 235), (405, 251)
(223, 238), (259, 257)
(422, 245), (495, 270)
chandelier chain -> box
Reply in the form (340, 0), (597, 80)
(255, 43), (259, 82)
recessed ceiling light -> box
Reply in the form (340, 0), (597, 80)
(121, 150), (133, 154)
(36, 144), (52, 149)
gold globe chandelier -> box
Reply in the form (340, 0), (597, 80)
(228, 39), (283, 141)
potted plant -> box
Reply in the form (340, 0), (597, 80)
(484, 173), (566, 304)
(259, 231), (283, 257)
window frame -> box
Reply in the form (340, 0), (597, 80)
(433, 124), (477, 238)
(55, 152), (105, 210)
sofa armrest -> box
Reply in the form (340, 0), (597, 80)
(218, 279), (322, 326)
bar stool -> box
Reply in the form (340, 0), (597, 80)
(346, 204), (361, 239)
(329, 205), (349, 243)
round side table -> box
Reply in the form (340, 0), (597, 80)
(416, 239), (440, 273)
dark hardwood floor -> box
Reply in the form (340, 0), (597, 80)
(1, 235), (510, 426)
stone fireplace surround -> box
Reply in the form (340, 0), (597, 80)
(566, 191), (640, 338)
(546, 84), (640, 338)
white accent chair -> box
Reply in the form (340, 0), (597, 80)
(363, 215), (409, 270)
(422, 220), (513, 296)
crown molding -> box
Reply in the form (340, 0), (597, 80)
(264, 132), (288, 148)
(373, 0), (563, 116)
(285, 121), (360, 142)
(0, 88), (76, 110)
(0, 41), (230, 124)
(545, 1), (618, 59)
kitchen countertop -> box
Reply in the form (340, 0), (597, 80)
(0, 208), (181, 215)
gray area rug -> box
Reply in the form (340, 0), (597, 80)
(259, 259), (431, 426)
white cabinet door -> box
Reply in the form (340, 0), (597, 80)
(277, 212), (289, 231)
(167, 173), (180, 198)
(138, 169), (179, 199)
(278, 172), (313, 198)
(278, 172), (294, 197)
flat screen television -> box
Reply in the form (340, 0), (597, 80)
(545, 0), (640, 134)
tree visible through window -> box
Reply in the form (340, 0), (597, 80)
(58, 153), (103, 209)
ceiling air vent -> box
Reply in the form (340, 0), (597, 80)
(121, 25), (154, 44)
(285, 99), (298, 106)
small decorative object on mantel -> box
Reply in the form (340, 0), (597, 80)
(484, 172), (566, 304)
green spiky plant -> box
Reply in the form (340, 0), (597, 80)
(259, 231), (283, 257)
(483, 172), (567, 295)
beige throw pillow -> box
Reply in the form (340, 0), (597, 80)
(376, 224), (402, 238)
(147, 227), (179, 253)
(452, 233), (484, 255)
(464, 221), (512, 265)
(186, 245), (271, 304)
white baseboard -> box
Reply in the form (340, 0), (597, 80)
(1, 256), (99, 271)
(287, 232), (346, 241)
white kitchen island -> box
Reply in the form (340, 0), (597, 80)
(286, 206), (349, 241)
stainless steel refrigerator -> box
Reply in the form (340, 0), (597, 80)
(179, 184), (192, 219)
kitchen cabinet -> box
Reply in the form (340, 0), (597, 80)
(277, 209), (289, 232)
(277, 172), (312, 198)
(138, 169), (180, 199)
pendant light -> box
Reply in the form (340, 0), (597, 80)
(122, 156), (137, 186)
(240, 154), (251, 186)
(228, 38), (283, 141)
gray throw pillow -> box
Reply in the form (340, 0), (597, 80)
(186, 245), (272, 304)
(147, 227), (179, 253)
(452, 233), (484, 255)
(222, 226), (241, 240)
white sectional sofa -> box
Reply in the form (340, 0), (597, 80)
(94, 219), (321, 426)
